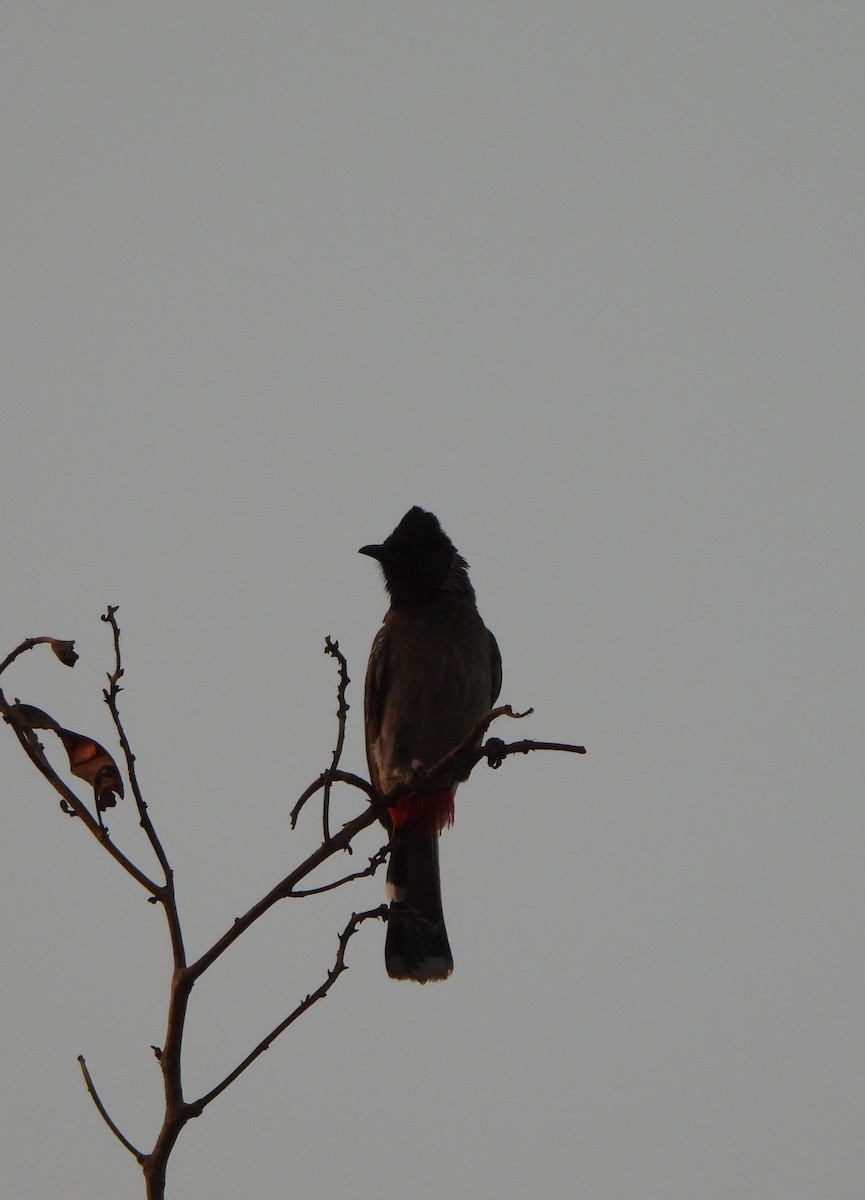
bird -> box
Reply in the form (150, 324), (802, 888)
(360, 507), (501, 981)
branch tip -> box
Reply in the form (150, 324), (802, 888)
(77, 1055), (145, 1162)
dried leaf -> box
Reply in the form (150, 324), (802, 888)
(57, 728), (124, 811)
(50, 640), (78, 667)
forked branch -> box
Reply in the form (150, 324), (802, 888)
(2, 615), (586, 1200)
(189, 904), (389, 1114)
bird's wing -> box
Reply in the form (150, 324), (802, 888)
(363, 623), (390, 790)
(487, 627), (503, 706)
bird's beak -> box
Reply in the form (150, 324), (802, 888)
(359, 543), (385, 561)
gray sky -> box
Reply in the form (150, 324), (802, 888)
(3, 3), (864, 1197)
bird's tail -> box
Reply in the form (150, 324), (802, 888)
(385, 822), (453, 982)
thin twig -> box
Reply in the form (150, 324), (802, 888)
(101, 611), (173, 878)
(290, 769), (375, 828)
(287, 844), (390, 897)
(424, 705), (586, 781)
(189, 906), (389, 1115)
(484, 737), (586, 761)
(77, 1056), (145, 1162)
(321, 637), (351, 843)
(0, 635), (72, 678)
(100, 608), (186, 970)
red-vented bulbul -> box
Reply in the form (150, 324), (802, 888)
(360, 507), (502, 982)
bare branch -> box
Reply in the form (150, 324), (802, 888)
(482, 737), (587, 764)
(189, 905), (389, 1115)
(426, 703), (534, 779)
(100, 608), (186, 970)
(421, 705), (586, 782)
(188, 779), (384, 980)
(77, 1056), (145, 1163)
(100, 611), (170, 874)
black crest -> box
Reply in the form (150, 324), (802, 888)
(360, 507), (470, 607)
